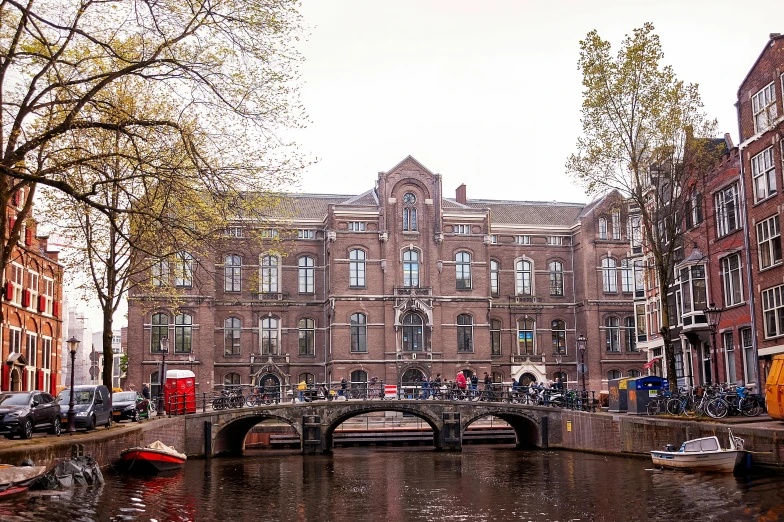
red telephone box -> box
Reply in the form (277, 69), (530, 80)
(164, 369), (196, 414)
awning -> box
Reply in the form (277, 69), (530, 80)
(6, 352), (28, 366)
(643, 357), (661, 370)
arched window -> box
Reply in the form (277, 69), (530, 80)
(151, 313), (168, 353)
(350, 313), (367, 353)
(300, 372), (315, 385)
(350, 370), (368, 386)
(261, 317), (279, 355)
(598, 217), (608, 240)
(605, 317), (620, 352)
(152, 259), (169, 287)
(150, 371), (160, 399)
(608, 369), (622, 381)
(456, 252), (472, 289)
(224, 255), (241, 292)
(224, 373), (241, 386)
(620, 258), (633, 292)
(627, 369), (641, 378)
(403, 250), (419, 288)
(602, 258), (617, 292)
(457, 314), (473, 352)
(401, 368), (424, 386)
(515, 259), (532, 296)
(553, 371), (568, 385)
(624, 317), (637, 352)
(490, 260), (500, 296)
(298, 256), (315, 293)
(612, 209), (621, 240)
(552, 320), (566, 354)
(402, 313), (424, 352)
(298, 318), (315, 356)
(349, 249), (366, 288)
(518, 318), (535, 355)
(260, 255), (279, 293)
(402, 192), (417, 231)
(174, 313), (192, 353)
(174, 252), (193, 287)
(549, 261), (564, 296)
(224, 317), (241, 355)
(490, 319), (501, 356)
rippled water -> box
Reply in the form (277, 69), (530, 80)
(3, 446), (784, 521)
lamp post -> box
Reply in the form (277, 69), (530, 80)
(156, 337), (169, 415)
(555, 354), (563, 388)
(577, 334), (587, 392)
(66, 336), (80, 433)
(704, 303), (723, 385)
(188, 351), (195, 372)
(249, 354), (255, 385)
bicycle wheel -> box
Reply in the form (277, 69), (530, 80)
(212, 397), (224, 410)
(246, 394), (258, 407)
(739, 397), (762, 417)
(665, 398), (682, 416)
(707, 398), (729, 419)
(647, 400), (660, 416)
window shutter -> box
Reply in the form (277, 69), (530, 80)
(8, 217), (15, 232)
(52, 301), (60, 318)
(38, 295), (46, 312)
(4, 281), (13, 300)
(25, 228), (32, 246)
(22, 288), (30, 307)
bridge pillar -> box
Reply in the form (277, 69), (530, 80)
(440, 412), (462, 451)
(301, 415), (322, 455)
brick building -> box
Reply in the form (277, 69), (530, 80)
(126, 156), (644, 396)
(1, 186), (64, 392)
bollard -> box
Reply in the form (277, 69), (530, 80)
(204, 421), (212, 458)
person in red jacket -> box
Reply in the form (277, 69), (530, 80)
(455, 372), (467, 390)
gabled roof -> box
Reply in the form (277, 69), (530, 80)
(466, 199), (585, 226)
(275, 194), (352, 219)
(383, 155), (436, 176)
(338, 188), (378, 206)
(738, 33), (784, 94)
(442, 198), (472, 209)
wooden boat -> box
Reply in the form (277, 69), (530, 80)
(0, 465), (47, 498)
(651, 429), (746, 472)
(119, 441), (186, 473)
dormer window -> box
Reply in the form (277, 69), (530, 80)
(402, 192), (417, 232)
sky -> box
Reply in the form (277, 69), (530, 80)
(81, 0), (778, 330)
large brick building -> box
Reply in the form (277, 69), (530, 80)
(126, 156), (644, 396)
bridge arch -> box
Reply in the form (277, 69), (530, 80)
(212, 412), (301, 456)
(461, 410), (540, 449)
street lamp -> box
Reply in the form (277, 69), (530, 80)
(66, 336), (80, 433)
(577, 334), (587, 392)
(156, 337), (169, 415)
(555, 354), (563, 388)
(188, 351), (195, 372)
(704, 303), (723, 385)
(249, 354), (255, 385)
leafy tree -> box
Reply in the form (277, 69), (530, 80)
(566, 24), (721, 391)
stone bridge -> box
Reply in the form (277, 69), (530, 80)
(185, 400), (563, 457)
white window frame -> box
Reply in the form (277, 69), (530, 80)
(752, 81), (777, 133)
(454, 224), (470, 235)
(757, 215), (782, 270)
(762, 284), (784, 338)
(490, 260), (499, 296)
(25, 332), (37, 367)
(260, 317), (280, 355)
(490, 235), (498, 244)
(260, 254), (280, 293)
(224, 255), (242, 292)
(225, 226), (244, 238)
(26, 270), (38, 310)
(174, 252), (194, 287)
(547, 236), (564, 245)
(515, 259), (532, 296)
(601, 258), (617, 293)
(455, 252), (472, 289)
(741, 328), (755, 386)
(752, 147), (776, 202)
(720, 253), (743, 307)
(11, 263), (23, 304)
(298, 256), (315, 293)
(598, 218), (607, 240)
(715, 184), (739, 237)
(43, 277), (54, 315)
(42, 337), (52, 370)
(724, 331), (736, 385)
(297, 229), (315, 240)
(611, 209), (621, 240)
(349, 249), (366, 288)
(515, 235), (530, 245)
(348, 222), (366, 232)
(620, 259), (633, 293)
(151, 260), (169, 287)
(261, 229), (279, 238)
(9, 327), (21, 354)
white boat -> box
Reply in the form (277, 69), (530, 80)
(650, 429), (746, 472)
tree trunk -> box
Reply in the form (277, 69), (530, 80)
(102, 309), (114, 389)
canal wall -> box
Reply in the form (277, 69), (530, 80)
(558, 411), (784, 467)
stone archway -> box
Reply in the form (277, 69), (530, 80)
(10, 367), (22, 391)
(461, 411), (540, 449)
(212, 412), (301, 456)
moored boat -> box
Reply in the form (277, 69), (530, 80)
(650, 429), (746, 472)
(0, 465), (47, 498)
(119, 441), (186, 473)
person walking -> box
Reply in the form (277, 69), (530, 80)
(470, 373), (479, 398)
(340, 377), (348, 398)
(142, 383), (150, 400)
(455, 372), (467, 400)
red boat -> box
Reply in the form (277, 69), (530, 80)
(0, 465), (46, 498)
(119, 441), (186, 473)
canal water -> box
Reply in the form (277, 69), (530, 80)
(3, 446), (784, 521)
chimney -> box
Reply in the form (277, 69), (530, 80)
(456, 184), (467, 205)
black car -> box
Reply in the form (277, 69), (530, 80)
(111, 391), (151, 422)
(56, 385), (113, 430)
(0, 391), (61, 439)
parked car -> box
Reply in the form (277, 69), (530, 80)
(56, 385), (113, 431)
(0, 391), (61, 439)
(111, 391), (151, 422)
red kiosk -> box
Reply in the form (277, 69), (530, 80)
(164, 369), (196, 414)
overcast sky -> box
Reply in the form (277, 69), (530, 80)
(294, 0), (774, 204)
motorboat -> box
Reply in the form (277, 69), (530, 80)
(0, 464), (47, 498)
(119, 440), (186, 473)
(651, 429), (746, 472)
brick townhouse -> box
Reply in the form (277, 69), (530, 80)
(1, 186), (64, 392)
(125, 156), (644, 397)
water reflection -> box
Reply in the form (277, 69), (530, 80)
(1, 447), (783, 521)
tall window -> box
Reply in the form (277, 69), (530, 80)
(298, 256), (315, 293)
(636, 303), (647, 339)
(721, 254), (743, 307)
(261, 317), (279, 355)
(224, 373), (241, 386)
(742, 328), (755, 384)
(752, 81), (777, 132)
(752, 147), (776, 201)
(350, 313), (367, 353)
(515, 259), (532, 295)
(298, 318), (315, 356)
(456, 252), (472, 289)
(151, 313), (168, 352)
(402, 313), (424, 352)
(152, 260), (169, 287)
(25, 333), (36, 367)
(518, 318), (535, 354)
(621, 259), (633, 293)
(630, 216), (642, 252)
(403, 250), (419, 288)
(611, 209), (621, 240)
(549, 261), (563, 296)
(605, 317), (620, 352)
(490, 260), (499, 296)
(552, 320), (566, 354)
(8, 328), (21, 354)
(349, 249), (366, 288)
(624, 317), (637, 352)
(490, 319), (501, 356)
(686, 191), (702, 228)
(679, 265), (707, 314)
(224, 318), (241, 355)
(224, 255), (241, 292)
(150, 371), (160, 399)
(174, 252), (193, 287)
(602, 258), (617, 292)
(715, 184), (739, 237)
(724, 332), (736, 385)
(42, 338), (52, 371)
(260, 255), (279, 293)
(402, 192), (417, 231)
(174, 313), (192, 353)
(598, 218), (608, 240)
(757, 215), (782, 269)
(762, 284), (784, 338)
(457, 314), (473, 352)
